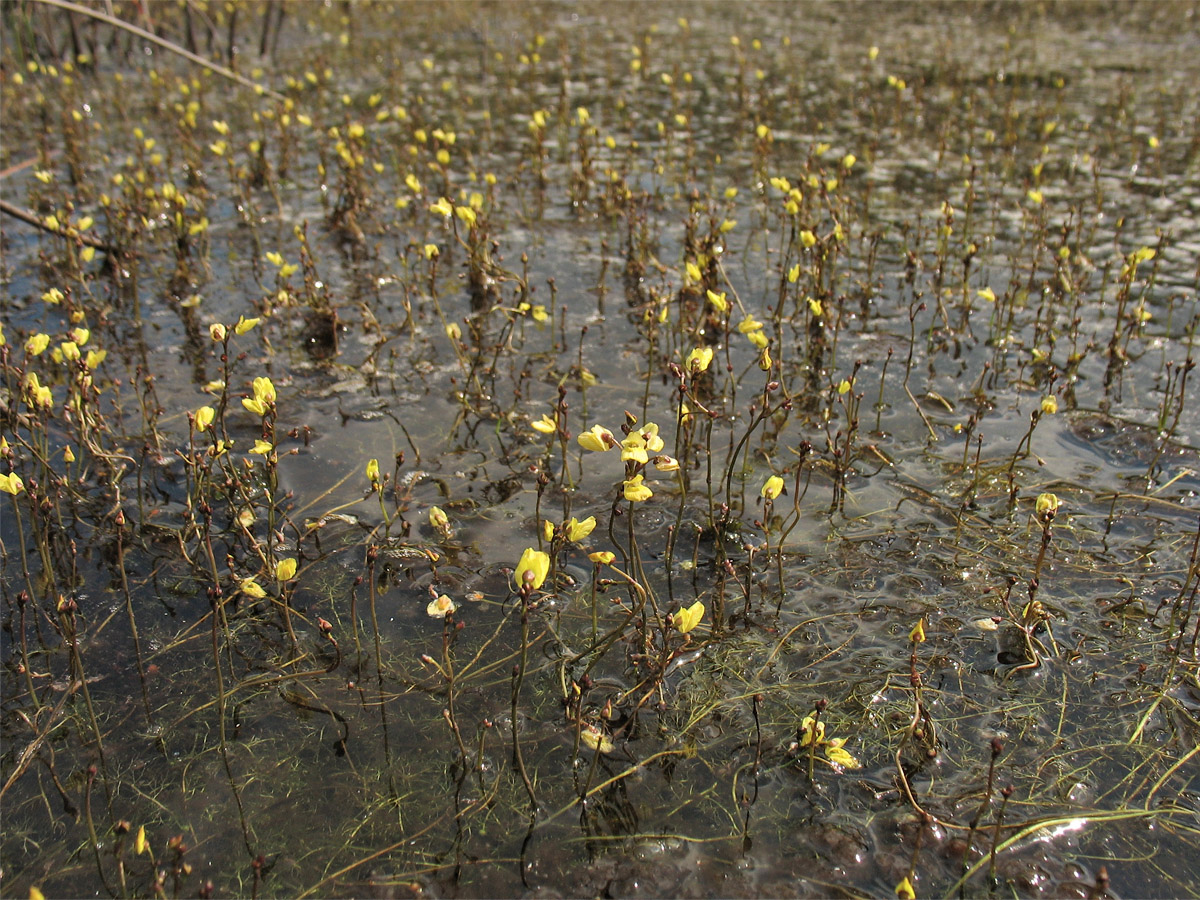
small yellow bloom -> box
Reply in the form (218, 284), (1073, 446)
(429, 506), (451, 536)
(762, 475), (784, 500)
(241, 578), (267, 599)
(515, 547), (551, 591)
(427, 594), (457, 617)
(623, 474), (653, 503)
(909, 618), (926, 643)
(0, 472), (25, 495)
(276, 558), (297, 581)
(1040, 395), (1058, 415)
(249, 439), (274, 456)
(589, 551), (615, 565)
(653, 455), (679, 472)
(580, 724), (614, 753)
(737, 315), (763, 334)
(686, 346), (714, 374)
(26, 333), (51, 356)
(234, 315), (261, 335)
(241, 376), (276, 415)
(543, 518), (555, 542)
(799, 716), (825, 747)
(135, 824), (149, 856)
(365, 458), (380, 484)
(895, 876), (915, 900)
(531, 413), (556, 434)
(63, 446), (76, 463)
(706, 289), (728, 312)
(977, 287), (996, 304)
(566, 516), (596, 543)
(210, 323), (228, 342)
(825, 737), (861, 769)
(674, 600), (704, 634)
(577, 424), (617, 452)
(1035, 492), (1059, 520)
(194, 406), (216, 431)
(430, 197), (454, 218)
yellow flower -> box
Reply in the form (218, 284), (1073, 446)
(241, 578), (267, 599)
(566, 516), (596, 542)
(531, 413), (556, 434)
(1, 472), (25, 495)
(429, 197), (454, 218)
(1035, 492), (1059, 520)
(429, 506), (451, 536)
(1041, 395), (1058, 415)
(365, 458), (380, 484)
(762, 475), (784, 500)
(977, 287), (996, 304)
(242, 376), (276, 415)
(737, 315), (763, 334)
(210, 323), (228, 341)
(686, 346), (714, 373)
(653, 455), (679, 472)
(543, 518), (555, 542)
(909, 618), (926, 643)
(580, 724), (614, 754)
(70, 327), (90, 346)
(799, 716), (825, 747)
(674, 600), (704, 634)
(59, 341), (80, 361)
(194, 406), (216, 431)
(234, 315), (261, 335)
(63, 446), (76, 463)
(623, 474), (653, 503)
(621, 423), (664, 464)
(276, 558), (297, 581)
(577, 424), (617, 452)
(135, 824), (149, 856)
(589, 551), (615, 565)
(249, 439), (274, 456)
(825, 737), (861, 769)
(706, 289), (728, 312)
(26, 333), (51, 356)
(254, 377), (276, 404)
(895, 876), (915, 900)
(427, 594), (457, 617)
(515, 547), (550, 591)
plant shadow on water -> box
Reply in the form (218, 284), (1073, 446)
(2, 1), (1199, 897)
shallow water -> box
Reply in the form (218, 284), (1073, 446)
(2, 2), (1199, 898)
